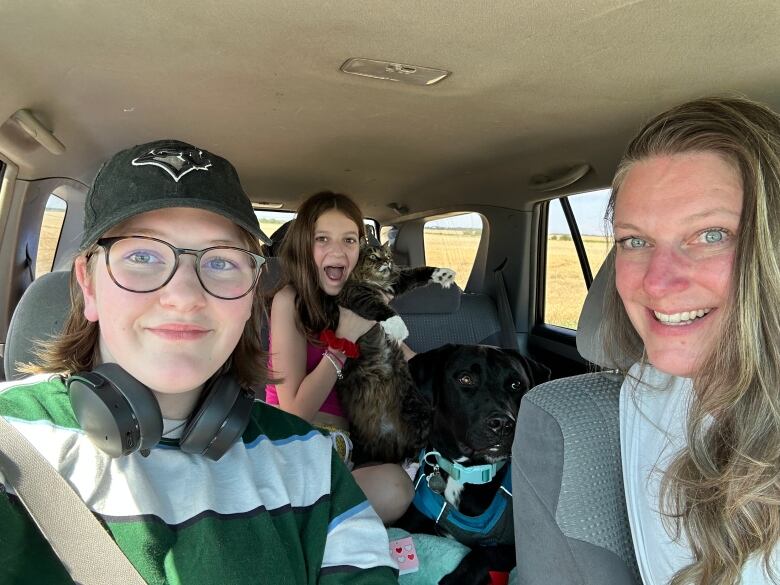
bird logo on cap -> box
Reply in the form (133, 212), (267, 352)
(131, 147), (213, 182)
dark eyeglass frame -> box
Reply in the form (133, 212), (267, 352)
(93, 236), (266, 300)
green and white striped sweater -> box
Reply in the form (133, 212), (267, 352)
(0, 375), (397, 585)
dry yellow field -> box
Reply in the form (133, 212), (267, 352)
(424, 231), (611, 330)
(37, 214), (608, 330)
(422, 230), (480, 289)
(37, 209), (66, 276)
(545, 237), (611, 329)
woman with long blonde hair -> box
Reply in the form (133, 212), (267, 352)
(602, 96), (780, 584)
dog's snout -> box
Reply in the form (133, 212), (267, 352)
(487, 414), (514, 437)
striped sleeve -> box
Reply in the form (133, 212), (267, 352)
(319, 454), (398, 584)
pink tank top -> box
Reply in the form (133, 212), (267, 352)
(264, 336), (346, 418)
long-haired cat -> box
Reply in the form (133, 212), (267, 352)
(329, 242), (455, 464)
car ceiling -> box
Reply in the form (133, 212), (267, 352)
(1, 0), (778, 223)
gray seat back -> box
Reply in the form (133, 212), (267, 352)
(512, 250), (641, 584)
(391, 285), (503, 352)
(4, 270), (72, 380)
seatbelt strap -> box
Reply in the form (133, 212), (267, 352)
(494, 258), (519, 350)
(0, 414), (146, 584)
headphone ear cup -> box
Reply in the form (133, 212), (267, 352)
(67, 363), (163, 457)
(179, 374), (254, 461)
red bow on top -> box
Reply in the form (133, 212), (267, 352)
(319, 330), (361, 358)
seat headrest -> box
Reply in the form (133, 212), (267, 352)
(4, 270), (72, 380)
(390, 283), (462, 314)
(263, 220), (293, 257)
(365, 226), (381, 247)
(260, 256), (283, 294)
(576, 248), (637, 369)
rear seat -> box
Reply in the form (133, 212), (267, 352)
(390, 285), (502, 352)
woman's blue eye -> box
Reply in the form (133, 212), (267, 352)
(618, 236), (647, 249)
(700, 229), (727, 244)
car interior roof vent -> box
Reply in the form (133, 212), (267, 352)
(340, 58), (450, 86)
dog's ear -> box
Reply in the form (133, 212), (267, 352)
(503, 349), (551, 388)
(408, 344), (454, 404)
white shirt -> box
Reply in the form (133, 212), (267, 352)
(620, 363), (779, 585)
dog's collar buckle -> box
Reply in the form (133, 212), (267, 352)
(422, 450), (504, 485)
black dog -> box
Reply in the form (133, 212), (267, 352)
(395, 344), (550, 585)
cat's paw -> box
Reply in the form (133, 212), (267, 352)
(431, 268), (456, 289)
(380, 315), (409, 343)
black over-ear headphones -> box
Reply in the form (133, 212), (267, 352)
(66, 363), (255, 461)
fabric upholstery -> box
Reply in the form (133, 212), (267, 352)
(513, 374), (640, 584)
(396, 292), (501, 353)
(576, 248), (638, 370)
(4, 270), (71, 380)
(511, 248), (640, 584)
(390, 283), (461, 315)
(260, 257), (283, 295)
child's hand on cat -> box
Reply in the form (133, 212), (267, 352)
(431, 268), (456, 288)
(336, 307), (376, 342)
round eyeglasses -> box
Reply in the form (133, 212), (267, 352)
(94, 236), (265, 300)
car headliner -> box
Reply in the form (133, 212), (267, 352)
(1, 0), (778, 223)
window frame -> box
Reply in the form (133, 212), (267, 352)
(535, 194), (599, 332)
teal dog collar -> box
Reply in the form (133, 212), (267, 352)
(422, 450), (505, 485)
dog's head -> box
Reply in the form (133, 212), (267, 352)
(409, 344), (550, 465)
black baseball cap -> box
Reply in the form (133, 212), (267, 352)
(81, 139), (270, 249)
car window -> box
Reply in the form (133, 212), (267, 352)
(254, 210), (296, 238)
(423, 213), (483, 290)
(36, 194), (66, 277)
(544, 189), (611, 330)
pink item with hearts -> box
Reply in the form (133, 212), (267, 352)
(388, 536), (419, 575)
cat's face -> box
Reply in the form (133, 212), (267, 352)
(354, 243), (394, 280)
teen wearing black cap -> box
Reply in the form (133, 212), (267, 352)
(0, 140), (397, 584)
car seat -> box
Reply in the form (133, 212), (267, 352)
(4, 270), (71, 381)
(511, 249), (641, 584)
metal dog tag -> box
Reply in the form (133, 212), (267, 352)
(426, 465), (446, 494)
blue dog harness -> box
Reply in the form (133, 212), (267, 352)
(411, 452), (515, 547)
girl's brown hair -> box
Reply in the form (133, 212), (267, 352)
(603, 96), (780, 585)
(277, 191), (365, 340)
(23, 229), (270, 391)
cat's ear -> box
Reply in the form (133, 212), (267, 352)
(382, 240), (392, 252)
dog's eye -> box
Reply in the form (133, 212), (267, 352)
(511, 381), (523, 391)
(458, 373), (475, 386)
